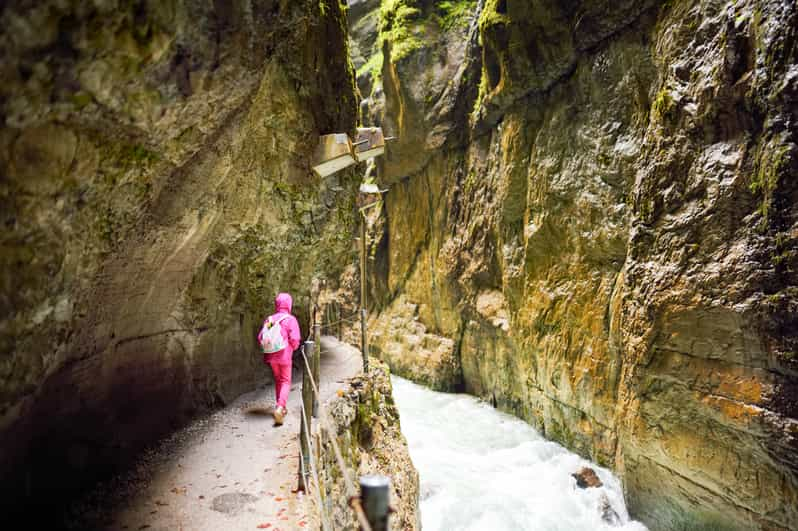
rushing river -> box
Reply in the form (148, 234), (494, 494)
(391, 376), (648, 531)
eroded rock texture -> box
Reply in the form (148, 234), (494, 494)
(321, 360), (421, 530)
(0, 0), (359, 512)
(357, 0), (798, 528)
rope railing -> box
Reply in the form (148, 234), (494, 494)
(299, 346), (374, 531)
(320, 311), (361, 328)
(298, 307), (391, 530)
(296, 403), (332, 531)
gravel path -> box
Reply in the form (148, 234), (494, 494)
(69, 337), (362, 531)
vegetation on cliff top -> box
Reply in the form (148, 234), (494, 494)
(358, 0), (476, 88)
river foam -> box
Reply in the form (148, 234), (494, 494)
(391, 376), (648, 531)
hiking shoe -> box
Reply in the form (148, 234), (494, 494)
(273, 406), (286, 426)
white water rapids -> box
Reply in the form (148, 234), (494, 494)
(391, 376), (648, 531)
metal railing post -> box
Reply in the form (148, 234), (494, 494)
(360, 475), (390, 531)
(360, 212), (369, 373)
(298, 341), (315, 491)
(312, 322), (321, 418)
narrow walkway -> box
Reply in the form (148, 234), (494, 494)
(77, 337), (361, 531)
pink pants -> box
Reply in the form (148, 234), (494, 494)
(269, 361), (292, 408)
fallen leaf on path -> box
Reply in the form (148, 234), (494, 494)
(337, 390), (344, 397)
(198, 495), (205, 499)
(274, 496), (284, 502)
(298, 522), (307, 527)
(256, 524), (271, 529)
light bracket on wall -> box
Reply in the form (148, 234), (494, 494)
(311, 133), (357, 177)
(353, 127), (386, 162)
(311, 128), (397, 178)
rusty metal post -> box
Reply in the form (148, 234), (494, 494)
(312, 322), (321, 418)
(360, 475), (391, 531)
(338, 304), (342, 339)
(298, 340), (315, 491)
(359, 212), (369, 373)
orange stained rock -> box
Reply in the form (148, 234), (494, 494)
(716, 376), (765, 405)
(702, 394), (763, 423)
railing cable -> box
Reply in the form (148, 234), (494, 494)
(300, 346), (373, 531)
(297, 390), (333, 531)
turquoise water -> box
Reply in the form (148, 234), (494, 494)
(391, 376), (648, 531)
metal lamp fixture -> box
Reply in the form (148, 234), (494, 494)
(311, 133), (357, 177)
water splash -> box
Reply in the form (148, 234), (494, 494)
(391, 376), (648, 531)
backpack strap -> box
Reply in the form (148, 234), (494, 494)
(269, 314), (290, 326)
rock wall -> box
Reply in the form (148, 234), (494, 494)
(0, 0), (360, 512)
(356, 0), (798, 529)
(318, 360), (420, 530)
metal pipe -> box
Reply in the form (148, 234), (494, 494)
(312, 322), (321, 418)
(359, 213), (369, 373)
(360, 475), (391, 531)
(298, 341), (315, 491)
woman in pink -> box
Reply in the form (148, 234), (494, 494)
(258, 292), (301, 425)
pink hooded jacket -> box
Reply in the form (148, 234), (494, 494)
(258, 293), (301, 365)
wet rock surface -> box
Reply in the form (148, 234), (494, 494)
(356, 1), (798, 529)
(0, 0), (360, 518)
(573, 467), (604, 489)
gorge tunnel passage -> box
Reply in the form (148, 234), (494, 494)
(1, 0), (797, 530)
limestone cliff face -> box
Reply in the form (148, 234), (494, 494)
(0, 0), (359, 507)
(357, 0), (798, 529)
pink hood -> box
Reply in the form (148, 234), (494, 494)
(274, 292), (293, 313)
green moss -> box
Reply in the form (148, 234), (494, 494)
(473, 72), (490, 117)
(651, 89), (676, 122)
(72, 91), (93, 109)
(104, 141), (159, 171)
(637, 195), (655, 223)
(470, 0), (511, 117)
(750, 144), (789, 224)
(479, 0), (511, 29)
(356, 51), (383, 84)
(435, 0), (477, 30)
(379, 0), (424, 62)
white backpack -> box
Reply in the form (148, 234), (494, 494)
(259, 315), (288, 353)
